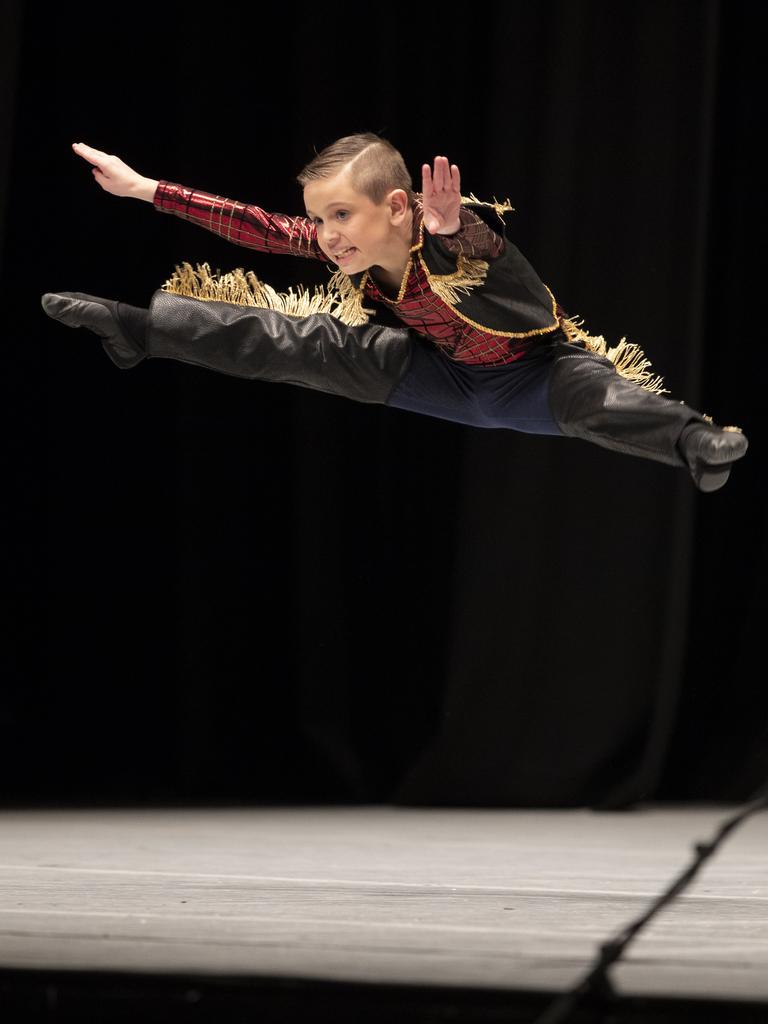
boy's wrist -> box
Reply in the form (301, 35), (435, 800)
(132, 176), (160, 203)
(436, 218), (461, 235)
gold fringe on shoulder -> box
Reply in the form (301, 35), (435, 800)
(427, 253), (490, 307)
(461, 192), (515, 223)
(160, 261), (375, 327)
(560, 313), (670, 395)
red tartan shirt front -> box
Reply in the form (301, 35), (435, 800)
(153, 181), (564, 366)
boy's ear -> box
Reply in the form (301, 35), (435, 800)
(387, 187), (410, 219)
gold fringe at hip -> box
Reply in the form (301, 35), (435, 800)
(159, 261), (375, 327)
(559, 313), (670, 395)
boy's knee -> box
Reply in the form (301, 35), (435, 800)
(547, 349), (618, 411)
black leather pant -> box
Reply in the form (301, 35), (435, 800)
(145, 291), (718, 476)
(545, 335), (712, 473)
(146, 290), (413, 406)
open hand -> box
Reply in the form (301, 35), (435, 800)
(421, 156), (461, 234)
(71, 142), (145, 198)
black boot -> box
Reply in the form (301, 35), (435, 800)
(143, 289), (414, 405)
(41, 292), (147, 369)
(547, 339), (748, 492)
(677, 420), (749, 492)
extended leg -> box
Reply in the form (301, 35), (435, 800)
(41, 290), (414, 406)
(546, 338), (748, 492)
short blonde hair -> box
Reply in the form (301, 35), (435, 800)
(296, 132), (416, 209)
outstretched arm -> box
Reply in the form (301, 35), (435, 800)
(70, 142), (327, 262)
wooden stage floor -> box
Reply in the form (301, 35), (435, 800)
(0, 804), (765, 1014)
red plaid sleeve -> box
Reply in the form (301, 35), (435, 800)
(152, 181), (330, 262)
(434, 206), (505, 259)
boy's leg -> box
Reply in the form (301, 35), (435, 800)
(546, 337), (748, 491)
(386, 334), (565, 432)
(146, 290), (413, 404)
(41, 290), (414, 406)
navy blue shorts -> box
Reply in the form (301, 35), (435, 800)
(385, 335), (565, 436)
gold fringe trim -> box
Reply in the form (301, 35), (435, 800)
(427, 254), (490, 307)
(560, 313), (670, 395)
(160, 261), (375, 326)
(325, 267), (377, 325)
(461, 191), (515, 223)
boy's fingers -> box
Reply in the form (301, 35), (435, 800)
(432, 156), (455, 192)
(72, 142), (109, 163)
(423, 158), (447, 191)
(438, 156), (449, 190)
(423, 156), (459, 194)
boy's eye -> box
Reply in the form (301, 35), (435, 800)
(309, 211), (349, 224)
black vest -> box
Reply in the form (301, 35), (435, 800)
(346, 198), (562, 340)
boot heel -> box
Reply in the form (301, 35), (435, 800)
(693, 463), (733, 493)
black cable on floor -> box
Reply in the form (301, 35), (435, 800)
(529, 779), (768, 1024)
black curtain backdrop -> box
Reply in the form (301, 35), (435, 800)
(3, 1), (765, 807)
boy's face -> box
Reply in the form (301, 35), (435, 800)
(303, 168), (409, 272)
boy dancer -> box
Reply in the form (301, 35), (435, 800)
(41, 135), (747, 492)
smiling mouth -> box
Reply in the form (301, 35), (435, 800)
(334, 247), (357, 259)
